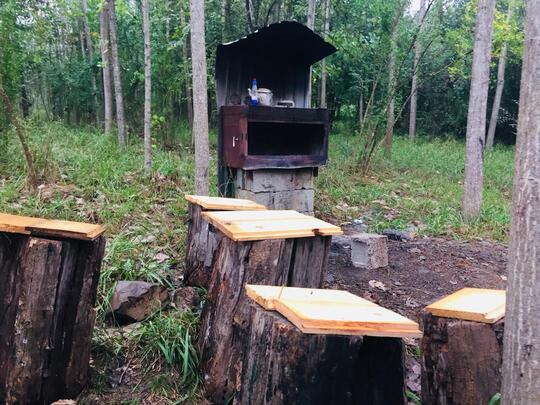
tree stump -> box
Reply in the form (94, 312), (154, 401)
(199, 234), (332, 402)
(421, 311), (504, 405)
(234, 302), (406, 405)
(0, 232), (106, 405)
(184, 203), (223, 288)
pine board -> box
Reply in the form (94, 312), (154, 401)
(185, 194), (267, 211)
(425, 288), (506, 323)
(245, 284), (422, 338)
(202, 210), (343, 241)
(0, 213), (105, 241)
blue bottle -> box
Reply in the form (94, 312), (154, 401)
(250, 78), (259, 105)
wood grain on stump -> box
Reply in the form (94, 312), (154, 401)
(199, 233), (335, 402)
(0, 232), (105, 405)
(184, 203), (223, 288)
(421, 311), (504, 405)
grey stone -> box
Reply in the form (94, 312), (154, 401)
(173, 286), (201, 312)
(110, 280), (169, 323)
(331, 235), (352, 253)
(236, 168), (314, 192)
(351, 233), (389, 270)
(383, 229), (415, 241)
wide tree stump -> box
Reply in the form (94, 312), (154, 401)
(199, 234), (332, 402)
(421, 311), (504, 405)
(0, 232), (106, 405)
(233, 302), (406, 405)
(184, 203), (223, 288)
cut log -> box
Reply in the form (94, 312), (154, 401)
(421, 311), (504, 405)
(0, 232), (106, 404)
(199, 233), (332, 402)
(237, 302), (406, 404)
(184, 203), (224, 288)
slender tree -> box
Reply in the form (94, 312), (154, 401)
(108, 0), (127, 147)
(383, 2), (403, 158)
(190, 0), (210, 195)
(99, 2), (113, 134)
(180, 5), (194, 131)
(142, 0), (152, 171)
(502, 0), (540, 402)
(80, 0), (99, 122)
(306, 0), (316, 108)
(319, 0), (331, 108)
(409, 0), (426, 140)
(462, 0), (496, 221)
(486, 0), (515, 149)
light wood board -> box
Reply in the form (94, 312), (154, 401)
(202, 210), (343, 241)
(185, 194), (267, 211)
(425, 287), (506, 323)
(0, 213), (105, 241)
(245, 284), (422, 338)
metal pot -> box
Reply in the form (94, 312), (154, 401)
(248, 87), (273, 106)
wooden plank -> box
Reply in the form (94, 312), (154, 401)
(185, 194), (267, 210)
(202, 210), (342, 241)
(425, 288), (506, 324)
(245, 284), (422, 338)
(0, 213), (105, 241)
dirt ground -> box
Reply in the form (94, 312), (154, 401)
(326, 233), (508, 400)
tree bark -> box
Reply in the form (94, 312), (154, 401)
(199, 234), (332, 402)
(408, 0), (426, 141)
(319, 0), (331, 108)
(99, 2), (113, 135)
(0, 233), (106, 405)
(421, 312), (504, 405)
(142, 0), (152, 172)
(502, 0), (540, 402)
(189, 0), (210, 195)
(306, 0), (316, 108)
(383, 4), (402, 158)
(180, 6), (194, 131)
(486, 2), (515, 149)
(108, 0), (127, 147)
(462, 0), (496, 221)
(234, 302), (406, 405)
(80, 0), (99, 123)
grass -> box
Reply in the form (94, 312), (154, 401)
(0, 120), (514, 401)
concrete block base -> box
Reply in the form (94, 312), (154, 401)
(351, 233), (388, 270)
(236, 188), (314, 215)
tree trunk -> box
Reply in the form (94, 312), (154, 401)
(0, 78), (38, 190)
(80, 0), (99, 123)
(462, 0), (496, 221)
(108, 0), (127, 147)
(421, 312), (504, 405)
(502, 1), (540, 402)
(0, 233), (106, 405)
(234, 302), (406, 405)
(383, 3), (402, 158)
(142, 0), (152, 172)
(199, 234), (332, 402)
(306, 0), (316, 108)
(180, 6), (194, 132)
(486, 2), (515, 149)
(189, 0), (210, 195)
(100, 2), (113, 135)
(319, 0), (331, 108)
(409, 0), (426, 141)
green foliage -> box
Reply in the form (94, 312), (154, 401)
(489, 392), (502, 405)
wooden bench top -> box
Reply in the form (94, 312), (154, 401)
(246, 284), (422, 338)
(425, 287), (505, 324)
(0, 212), (105, 241)
(185, 194), (267, 210)
(202, 210), (343, 241)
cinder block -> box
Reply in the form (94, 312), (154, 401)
(235, 188), (314, 215)
(351, 233), (388, 270)
(236, 168), (314, 192)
